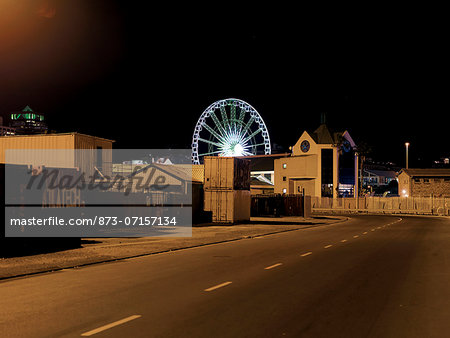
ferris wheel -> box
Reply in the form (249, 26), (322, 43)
(192, 98), (271, 164)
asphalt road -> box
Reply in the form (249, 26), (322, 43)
(1, 215), (449, 338)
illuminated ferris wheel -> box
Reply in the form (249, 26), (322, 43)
(192, 98), (271, 164)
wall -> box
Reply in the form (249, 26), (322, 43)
(274, 155), (318, 195)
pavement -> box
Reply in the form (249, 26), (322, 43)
(0, 215), (346, 280)
(1, 214), (449, 337)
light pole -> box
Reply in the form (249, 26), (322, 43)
(405, 142), (410, 169)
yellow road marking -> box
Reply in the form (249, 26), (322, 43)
(301, 252), (312, 257)
(324, 244), (333, 249)
(353, 235), (359, 238)
(204, 281), (232, 292)
(81, 315), (142, 336)
(265, 263), (283, 270)
(341, 239), (347, 243)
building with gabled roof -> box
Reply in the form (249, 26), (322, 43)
(397, 168), (450, 197)
(274, 121), (358, 198)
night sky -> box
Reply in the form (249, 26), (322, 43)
(0, 1), (448, 167)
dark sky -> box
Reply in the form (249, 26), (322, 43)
(0, 1), (448, 167)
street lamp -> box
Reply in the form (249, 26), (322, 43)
(405, 142), (410, 169)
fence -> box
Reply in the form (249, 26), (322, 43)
(311, 196), (450, 216)
(251, 194), (306, 217)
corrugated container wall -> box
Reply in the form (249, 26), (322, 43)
(204, 190), (251, 223)
(0, 133), (113, 177)
(204, 156), (250, 190)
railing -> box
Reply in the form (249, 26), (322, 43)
(311, 196), (450, 216)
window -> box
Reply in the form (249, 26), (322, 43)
(423, 179), (430, 183)
(283, 176), (286, 181)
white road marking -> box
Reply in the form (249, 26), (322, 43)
(363, 232), (368, 234)
(81, 315), (142, 336)
(301, 252), (312, 257)
(371, 229), (375, 231)
(204, 281), (232, 292)
(324, 244), (333, 249)
(265, 263), (283, 270)
(353, 235), (359, 238)
(341, 239), (347, 243)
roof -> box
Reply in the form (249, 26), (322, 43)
(364, 169), (397, 178)
(398, 168), (450, 177)
(250, 176), (274, 187)
(310, 124), (345, 145)
(0, 132), (115, 142)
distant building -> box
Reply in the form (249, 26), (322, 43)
(363, 169), (397, 187)
(274, 122), (357, 198)
(236, 153), (290, 195)
(9, 106), (48, 135)
(397, 168), (450, 197)
(0, 116), (15, 136)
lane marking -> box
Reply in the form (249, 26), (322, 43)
(341, 239), (347, 243)
(353, 235), (359, 238)
(377, 227), (381, 229)
(371, 229), (375, 231)
(301, 252), (312, 257)
(363, 231), (368, 234)
(204, 281), (232, 292)
(265, 263), (283, 270)
(324, 244), (333, 249)
(81, 315), (142, 336)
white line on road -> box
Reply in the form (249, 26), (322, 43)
(324, 245), (333, 249)
(353, 235), (359, 238)
(363, 232), (368, 234)
(81, 315), (142, 336)
(204, 281), (233, 292)
(301, 252), (312, 257)
(341, 239), (347, 243)
(265, 263), (283, 270)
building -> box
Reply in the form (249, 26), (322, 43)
(274, 122), (358, 198)
(363, 169), (397, 187)
(397, 168), (450, 197)
(9, 106), (48, 135)
(236, 153), (290, 195)
(0, 132), (114, 177)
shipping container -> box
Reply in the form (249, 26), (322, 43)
(203, 156), (250, 190)
(0, 133), (114, 177)
(204, 189), (250, 223)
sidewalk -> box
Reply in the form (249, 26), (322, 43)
(0, 215), (347, 280)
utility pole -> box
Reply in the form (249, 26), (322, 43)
(405, 142), (410, 169)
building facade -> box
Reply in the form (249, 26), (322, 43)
(397, 168), (450, 197)
(274, 123), (358, 198)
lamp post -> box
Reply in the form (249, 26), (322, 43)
(405, 142), (410, 169)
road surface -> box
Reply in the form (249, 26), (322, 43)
(1, 215), (449, 337)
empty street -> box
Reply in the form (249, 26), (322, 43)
(1, 215), (449, 337)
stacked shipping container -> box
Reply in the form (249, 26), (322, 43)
(203, 156), (251, 223)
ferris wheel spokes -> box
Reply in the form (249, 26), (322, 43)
(192, 98), (271, 164)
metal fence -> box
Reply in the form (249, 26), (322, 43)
(311, 196), (450, 216)
(251, 194), (305, 217)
